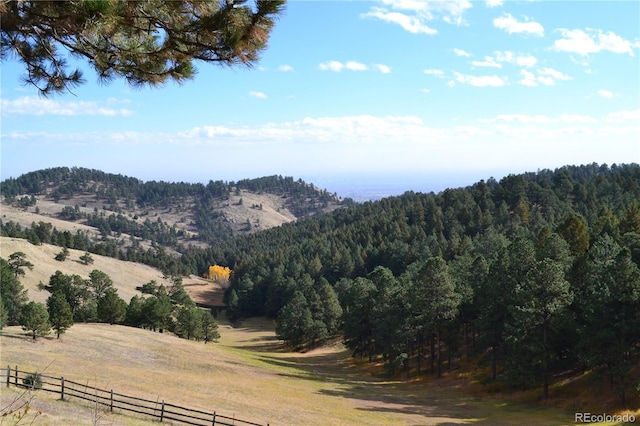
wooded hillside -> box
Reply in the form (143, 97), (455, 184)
(210, 163), (640, 405)
(2, 163), (639, 407)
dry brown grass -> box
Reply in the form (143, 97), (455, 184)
(1, 318), (578, 426)
(0, 237), (223, 307)
(2, 187), (313, 243)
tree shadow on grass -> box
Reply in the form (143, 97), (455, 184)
(256, 349), (574, 426)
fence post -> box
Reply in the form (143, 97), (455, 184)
(6, 365), (9, 387)
(160, 400), (165, 422)
(14, 365), (18, 386)
(61, 377), (65, 400)
(212, 411), (216, 425)
(110, 389), (113, 412)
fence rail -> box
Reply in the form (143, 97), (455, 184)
(3, 365), (268, 426)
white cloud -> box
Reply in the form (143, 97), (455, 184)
(453, 72), (506, 87)
(597, 90), (614, 99)
(494, 51), (537, 67)
(319, 61), (345, 72)
(421, 88), (430, 94)
(249, 91), (267, 99)
(538, 68), (571, 81)
(480, 113), (596, 124)
(519, 70), (537, 87)
(362, 0), (473, 34)
(278, 65), (294, 72)
(493, 13), (544, 36)
(472, 56), (502, 68)
(5, 112), (637, 178)
(1, 96), (133, 116)
(552, 29), (636, 56)
(486, 0), (503, 7)
(319, 61), (367, 72)
(606, 109), (640, 123)
(345, 61), (368, 71)
(424, 69), (445, 76)
(537, 76), (555, 86)
(374, 64), (392, 73)
(453, 48), (471, 57)
(182, 115), (440, 146)
(362, 7), (438, 34)
(518, 68), (571, 86)
(514, 55), (537, 68)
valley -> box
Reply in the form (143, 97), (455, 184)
(2, 164), (640, 424)
(1, 318), (576, 426)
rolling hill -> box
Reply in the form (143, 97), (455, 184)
(0, 237), (223, 308)
(0, 167), (344, 249)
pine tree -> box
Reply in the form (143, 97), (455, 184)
(1, 0), (286, 95)
(408, 257), (460, 378)
(47, 291), (73, 338)
(201, 310), (220, 343)
(175, 305), (204, 340)
(506, 259), (573, 399)
(7, 251), (34, 278)
(0, 258), (29, 325)
(97, 288), (127, 325)
(276, 291), (314, 349)
(20, 301), (51, 340)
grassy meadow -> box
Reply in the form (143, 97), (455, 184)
(0, 317), (585, 426)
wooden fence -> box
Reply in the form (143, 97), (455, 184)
(3, 365), (269, 426)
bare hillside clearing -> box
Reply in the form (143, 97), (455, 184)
(0, 237), (224, 307)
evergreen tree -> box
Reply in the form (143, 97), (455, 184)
(226, 289), (241, 321)
(315, 278), (343, 336)
(578, 236), (640, 405)
(201, 309), (220, 343)
(89, 269), (114, 300)
(1, 0), (286, 95)
(276, 290), (314, 349)
(0, 299), (8, 329)
(141, 287), (173, 332)
(54, 247), (69, 261)
(44, 271), (90, 319)
(407, 257), (460, 377)
(0, 257), (29, 325)
(20, 301), (51, 340)
(7, 251), (34, 278)
(478, 237), (536, 381)
(125, 295), (144, 328)
(506, 259), (573, 399)
(175, 305), (204, 340)
(79, 252), (94, 265)
(340, 277), (377, 361)
(47, 291), (73, 338)
(97, 288), (127, 324)
(556, 214), (590, 257)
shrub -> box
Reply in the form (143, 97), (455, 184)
(22, 373), (42, 389)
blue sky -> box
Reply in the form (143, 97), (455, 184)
(1, 0), (639, 195)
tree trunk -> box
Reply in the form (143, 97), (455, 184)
(543, 319), (549, 400)
(491, 346), (497, 381)
(430, 333), (435, 375)
(437, 327), (442, 378)
(417, 333), (422, 376)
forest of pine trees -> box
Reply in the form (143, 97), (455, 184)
(2, 163), (639, 402)
(212, 163), (640, 402)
